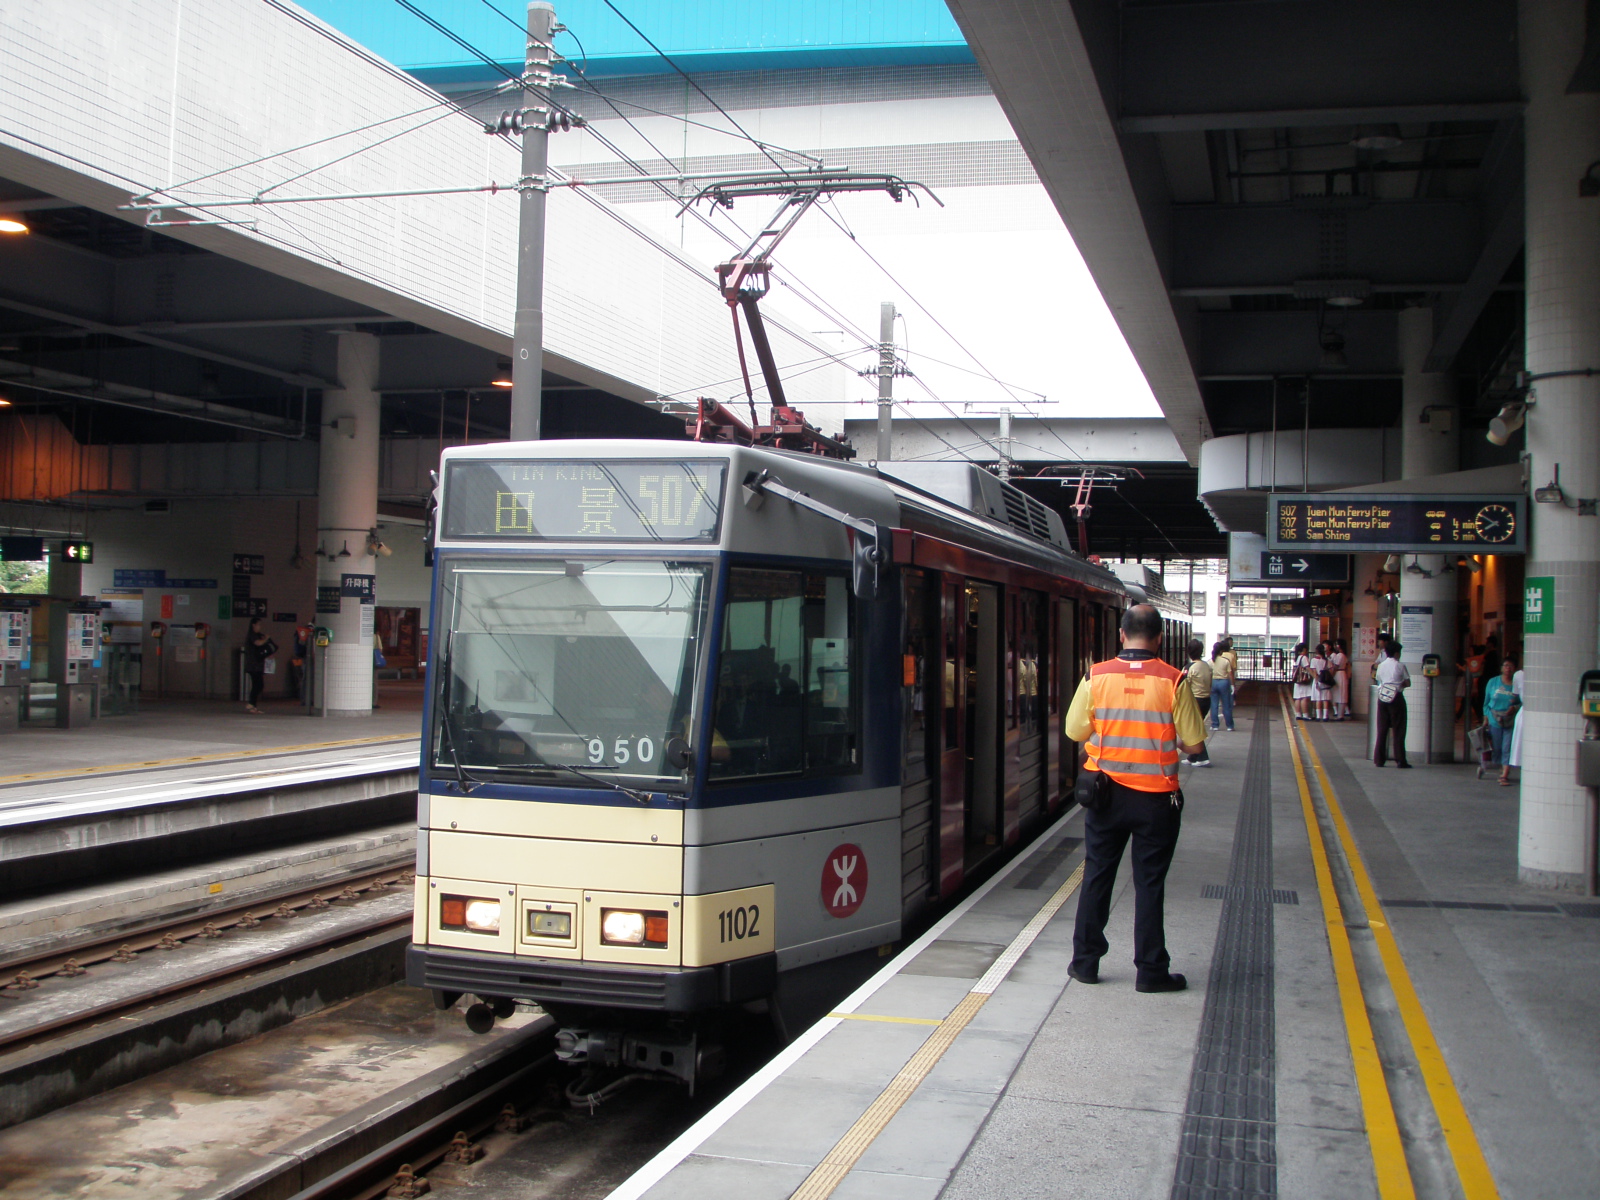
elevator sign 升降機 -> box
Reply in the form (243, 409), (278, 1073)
(1524, 577), (1555, 635)
(1269, 494), (1525, 553)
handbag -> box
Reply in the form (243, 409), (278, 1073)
(1317, 667), (1335, 688)
(1377, 682), (1399, 704)
(1075, 766), (1113, 813)
(1293, 659), (1314, 685)
(1495, 703), (1519, 729)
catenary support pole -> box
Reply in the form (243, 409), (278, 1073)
(1518, 0), (1600, 889)
(509, 1), (556, 443)
(876, 301), (896, 461)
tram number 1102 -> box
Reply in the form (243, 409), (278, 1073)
(717, 904), (761, 944)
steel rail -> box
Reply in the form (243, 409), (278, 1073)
(0, 863), (414, 982)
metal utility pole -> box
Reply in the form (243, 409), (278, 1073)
(510, 1), (557, 442)
(875, 301), (896, 461)
(996, 407), (1014, 480)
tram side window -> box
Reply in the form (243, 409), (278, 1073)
(711, 568), (856, 780)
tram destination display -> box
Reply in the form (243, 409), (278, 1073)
(1268, 493), (1525, 553)
(443, 459), (728, 543)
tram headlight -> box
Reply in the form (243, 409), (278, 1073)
(601, 909), (669, 946)
(441, 894), (501, 933)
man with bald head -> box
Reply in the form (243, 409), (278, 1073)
(1063, 603), (1205, 992)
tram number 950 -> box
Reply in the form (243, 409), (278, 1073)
(585, 736), (655, 767)
(717, 904), (761, 944)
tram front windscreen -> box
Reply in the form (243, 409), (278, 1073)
(433, 558), (710, 786)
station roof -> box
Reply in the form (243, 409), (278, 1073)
(945, 0), (1546, 490)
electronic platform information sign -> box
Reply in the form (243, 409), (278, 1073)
(1268, 494), (1525, 554)
(442, 459), (728, 544)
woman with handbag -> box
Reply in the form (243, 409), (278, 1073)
(1483, 657), (1521, 786)
(1291, 642), (1314, 720)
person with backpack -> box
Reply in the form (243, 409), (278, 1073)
(1373, 639), (1412, 768)
(1310, 642), (1334, 721)
(1291, 642), (1314, 720)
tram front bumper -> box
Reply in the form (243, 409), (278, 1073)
(405, 944), (777, 1013)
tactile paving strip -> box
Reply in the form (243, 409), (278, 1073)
(1171, 705), (1279, 1200)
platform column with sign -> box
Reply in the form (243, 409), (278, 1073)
(315, 332), (381, 716)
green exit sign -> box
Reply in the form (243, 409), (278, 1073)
(58, 540), (94, 563)
(1524, 577), (1555, 635)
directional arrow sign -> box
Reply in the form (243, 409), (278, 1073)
(1259, 552), (1350, 584)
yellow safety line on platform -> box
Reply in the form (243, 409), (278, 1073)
(0, 734), (419, 785)
(790, 862), (1084, 1200)
(825, 1013), (943, 1025)
(1279, 693), (1415, 1200)
(1297, 721), (1501, 1200)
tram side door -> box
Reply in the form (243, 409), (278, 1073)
(965, 581), (1003, 861)
(1051, 596), (1076, 808)
(937, 577), (966, 896)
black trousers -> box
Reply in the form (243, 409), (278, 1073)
(1374, 696), (1409, 766)
(1072, 779), (1184, 979)
(244, 670), (265, 706)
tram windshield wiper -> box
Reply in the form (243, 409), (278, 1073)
(437, 641), (485, 795)
(525, 757), (655, 806)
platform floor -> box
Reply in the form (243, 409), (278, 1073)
(0, 681), (423, 781)
(616, 696), (1600, 1200)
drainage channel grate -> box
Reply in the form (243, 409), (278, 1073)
(1171, 697), (1279, 1199)
(1201, 885), (1298, 905)
(1012, 838), (1083, 890)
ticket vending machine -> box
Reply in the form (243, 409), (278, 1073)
(0, 599), (34, 730)
(55, 602), (102, 728)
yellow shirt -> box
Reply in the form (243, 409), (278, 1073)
(1065, 660), (1206, 749)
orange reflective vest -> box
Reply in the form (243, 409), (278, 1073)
(1084, 656), (1183, 793)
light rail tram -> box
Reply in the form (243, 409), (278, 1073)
(406, 436), (1178, 1087)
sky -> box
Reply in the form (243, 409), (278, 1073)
(295, 0), (1160, 422)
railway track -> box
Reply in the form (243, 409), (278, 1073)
(0, 864), (415, 1054)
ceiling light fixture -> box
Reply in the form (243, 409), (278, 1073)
(1486, 399), (1527, 445)
(337, 540), (352, 559)
(1349, 124), (1404, 151)
(0, 218), (29, 234)
(492, 360), (514, 388)
(1405, 556), (1433, 578)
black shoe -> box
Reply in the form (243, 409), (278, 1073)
(1068, 962), (1100, 985)
(1135, 972), (1187, 993)
(1397, 762), (1413, 769)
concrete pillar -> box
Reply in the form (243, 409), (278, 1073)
(316, 333), (381, 716)
(1396, 305), (1460, 761)
(1518, 0), (1600, 889)
(1350, 553), (1384, 717)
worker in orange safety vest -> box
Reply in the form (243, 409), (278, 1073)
(1063, 604), (1206, 992)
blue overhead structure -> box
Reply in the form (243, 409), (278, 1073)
(300, 0), (972, 83)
